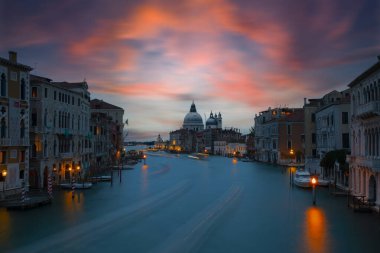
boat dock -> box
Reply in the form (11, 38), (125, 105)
(0, 191), (52, 210)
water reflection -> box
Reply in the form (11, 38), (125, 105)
(303, 207), (329, 253)
(0, 208), (11, 245)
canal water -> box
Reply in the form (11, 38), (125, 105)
(1, 153), (380, 253)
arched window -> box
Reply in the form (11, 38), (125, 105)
(54, 139), (57, 156)
(1, 73), (6, 97)
(44, 108), (48, 127)
(20, 119), (25, 138)
(1, 118), (6, 138)
(44, 140), (47, 157)
(20, 78), (26, 100)
(58, 111), (61, 128)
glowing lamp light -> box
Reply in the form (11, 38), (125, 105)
(290, 149), (294, 155)
(2, 169), (7, 177)
(68, 167), (72, 171)
(143, 155), (147, 159)
(311, 177), (317, 185)
(76, 165), (80, 171)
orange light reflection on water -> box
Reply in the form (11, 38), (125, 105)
(304, 207), (329, 253)
(0, 208), (11, 244)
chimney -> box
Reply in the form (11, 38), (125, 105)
(9, 51), (17, 63)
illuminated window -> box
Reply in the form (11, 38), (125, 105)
(31, 86), (38, 98)
(0, 151), (6, 164)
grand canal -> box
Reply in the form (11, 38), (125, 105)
(1, 152), (380, 253)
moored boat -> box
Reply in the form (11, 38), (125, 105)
(60, 182), (93, 189)
(293, 170), (311, 188)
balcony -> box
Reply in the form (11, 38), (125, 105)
(0, 138), (29, 146)
(352, 155), (380, 172)
(60, 152), (74, 159)
(356, 101), (380, 119)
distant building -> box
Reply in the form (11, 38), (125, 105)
(254, 107), (304, 164)
(0, 51), (32, 196)
(90, 99), (124, 167)
(154, 134), (165, 149)
(183, 102), (204, 131)
(348, 57), (380, 208)
(170, 102), (242, 154)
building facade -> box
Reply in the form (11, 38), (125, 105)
(90, 99), (125, 167)
(349, 58), (380, 208)
(254, 107), (304, 164)
(29, 75), (91, 187)
(0, 51), (32, 196)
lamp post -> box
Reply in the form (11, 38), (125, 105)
(311, 176), (318, 205)
(2, 168), (7, 197)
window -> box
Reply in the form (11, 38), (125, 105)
(287, 125), (291, 135)
(342, 133), (350, 149)
(0, 151), (6, 164)
(287, 140), (292, 149)
(311, 113), (315, 123)
(45, 88), (48, 98)
(31, 86), (38, 98)
(59, 93), (61, 102)
(342, 112), (349, 124)
(32, 111), (37, 127)
(20, 150), (25, 162)
(20, 119), (25, 138)
(312, 149), (317, 157)
(1, 118), (6, 138)
(0, 73), (6, 96)
(20, 78), (26, 100)
(312, 133), (316, 144)
(272, 140), (276, 149)
(54, 91), (56, 100)
(72, 97), (74, 105)
(78, 98), (80, 106)
(44, 109), (48, 127)
(330, 115), (334, 126)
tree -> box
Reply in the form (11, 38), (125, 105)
(320, 149), (348, 178)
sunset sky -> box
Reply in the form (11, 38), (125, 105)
(1, 0), (379, 140)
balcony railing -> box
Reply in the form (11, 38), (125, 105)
(352, 155), (380, 172)
(60, 152), (74, 159)
(356, 101), (380, 119)
(0, 138), (29, 146)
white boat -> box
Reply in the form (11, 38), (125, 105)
(293, 170), (312, 188)
(188, 153), (209, 160)
(60, 182), (93, 189)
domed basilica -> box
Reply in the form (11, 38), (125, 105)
(182, 102), (222, 131)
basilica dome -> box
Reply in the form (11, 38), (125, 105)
(183, 102), (204, 131)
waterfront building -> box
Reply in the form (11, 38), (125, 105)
(315, 90), (351, 182)
(29, 75), (91, 187)
(226, 143), (247, 157)
(154, 134), (165, 150)
(348, 57), (380, 208)
(254, 107), (304, 164)
(90, 99), (124, 167)
(0, 51), (32, 196)
(90, 111), (114, 172)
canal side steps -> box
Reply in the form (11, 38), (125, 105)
(348, 194), (376, 213)
(0, 189), (51, 210)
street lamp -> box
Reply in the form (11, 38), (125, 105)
(311, 176), (318, 205)
(2, 168), (7, 193)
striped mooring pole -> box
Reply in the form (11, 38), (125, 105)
(21, 183), (26, 205)
(71, 179), (75, 199)
(48, 174), (53, 199)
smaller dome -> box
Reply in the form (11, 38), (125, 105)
(206, 111), (218, 126)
